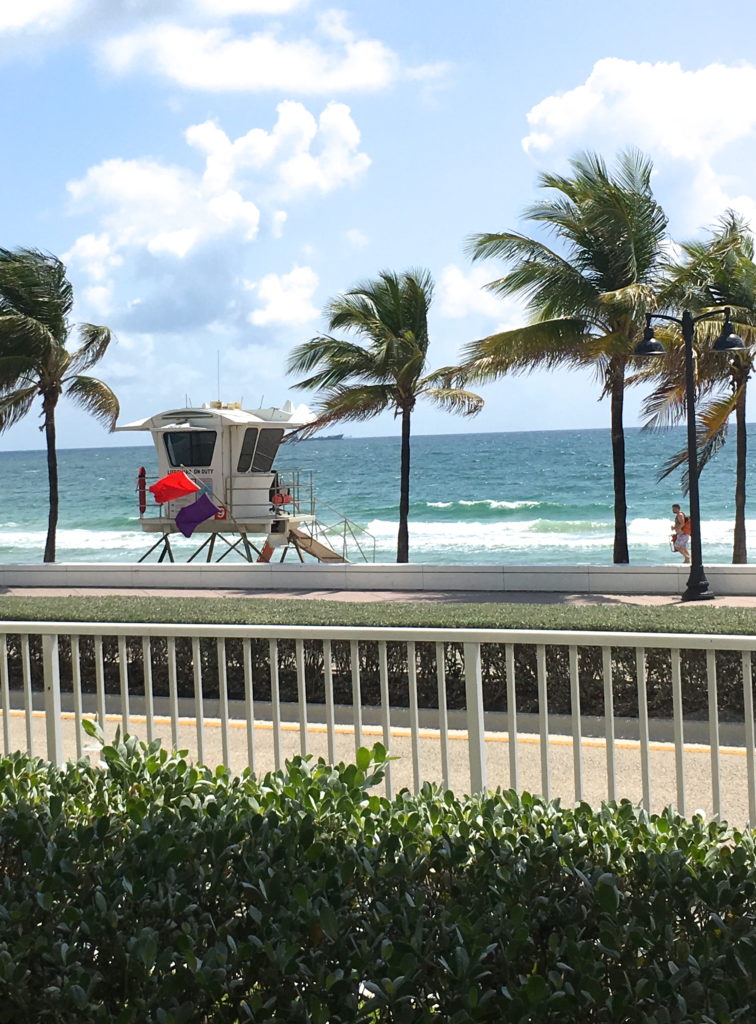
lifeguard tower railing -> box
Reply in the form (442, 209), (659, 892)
(277, 471), (376, 564)
(135, 468), (375, 564)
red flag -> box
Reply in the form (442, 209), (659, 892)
(148, 471), (200, 504)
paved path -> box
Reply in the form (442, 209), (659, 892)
(3, 698), (753, 827)
(3, 585), (756, 606)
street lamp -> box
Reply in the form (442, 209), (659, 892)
(634, 308), (745, 601)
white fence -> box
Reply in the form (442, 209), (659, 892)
(1, 621), (755, 826)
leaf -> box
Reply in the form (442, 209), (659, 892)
(522, 973), (548, 1005)
(596, 873), (621, 913)
(81, 718), (104, 742)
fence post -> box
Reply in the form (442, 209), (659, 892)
(42, 634), (63, 765)
(464, 642), (487, 793)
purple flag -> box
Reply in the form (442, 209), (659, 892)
(175, 493), (219, 537)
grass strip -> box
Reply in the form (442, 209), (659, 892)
(0, 594), (755, 633)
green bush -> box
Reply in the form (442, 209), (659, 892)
(0, 594), (751, 718)
(1, 735), (756, 1022)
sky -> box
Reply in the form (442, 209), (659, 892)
(2, 0), (756, 449)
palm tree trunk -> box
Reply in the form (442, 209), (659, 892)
(733, 382), (748, 564)
(609, 359), (629, 564)
(397, 406), (411, 563)
(43, 393), (59, 564)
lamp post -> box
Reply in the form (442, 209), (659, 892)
(635, 308), (744, 601)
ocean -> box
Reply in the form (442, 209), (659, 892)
(0, 426), (753, 566)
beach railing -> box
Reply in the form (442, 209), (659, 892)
(1, 622), (755, 826)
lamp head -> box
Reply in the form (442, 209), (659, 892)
(633, 319), (666, 357)
(712, 313), (745, 352)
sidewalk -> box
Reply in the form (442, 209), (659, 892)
(2, 585), (756, 607)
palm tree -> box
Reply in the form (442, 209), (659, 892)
(0, 248), (120, 563)
(642, 212), (756, 563)
(287, 269), (483, 563)
(461, 150), (669, 563)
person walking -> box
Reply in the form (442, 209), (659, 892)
(671, 503), (691, 564)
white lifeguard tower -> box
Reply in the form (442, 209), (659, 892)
(116, 400), (368, 563)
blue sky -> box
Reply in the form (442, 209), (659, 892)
(2, 0), (756, 449)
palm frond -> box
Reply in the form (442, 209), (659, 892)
(0, 386), (38, 433)
(597, 282), (657, 317)
(466, 233), (596, 315)
(657, 390), (737, 490)
(287, 336), (382, 389)
(295, 384), (395, 437)
(0, 354), (40, 393)
(697, 391), (739, 438)
(64, 376), (120, 429)
(422, 386), (484, 416)
(658, 424), (728, 493)
(0, 312), (57, 363)
(640, 378), (687, 430)
(69, 324), (114, 375)
(460, 318), (590, 381)
(0, 248), (73, 342)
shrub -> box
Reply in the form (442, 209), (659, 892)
(1, 735), (756, 1022)
(0, 630), (749, 720)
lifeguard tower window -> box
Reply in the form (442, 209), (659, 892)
(164, 431), (217, 467)
(236, 428), (258, 472)
(237, 428), (285, 472)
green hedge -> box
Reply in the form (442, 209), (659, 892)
(0, 632), (747, 721)
(1, 735), (755, 1022)
(0, 596), (754, 719)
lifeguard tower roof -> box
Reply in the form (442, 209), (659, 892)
(116, 399), (316, 433)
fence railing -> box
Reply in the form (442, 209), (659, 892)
(1, 622), (755, 825)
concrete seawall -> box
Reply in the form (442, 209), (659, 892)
(2, 561), (756, 596)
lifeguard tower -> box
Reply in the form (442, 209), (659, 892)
(116, 401), (369, 563)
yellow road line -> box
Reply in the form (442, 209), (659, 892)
(1, 708), (749, 757)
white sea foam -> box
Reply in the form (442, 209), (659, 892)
(0, 517), (749, 564)
(457, 499), (541, 509)
(365, 516), (754, 555)
(0, 528), (169, 554)
(628, 517), (738, 545)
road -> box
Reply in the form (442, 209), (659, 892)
(3, 703), (752, 828)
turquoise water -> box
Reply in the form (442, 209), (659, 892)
(0, 426), (753, 564)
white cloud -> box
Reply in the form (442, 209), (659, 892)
(523, 59), (756, 161)
(62, 232), (123, 282)
(0, 0), (307, 37)
(100, 17), (400, 93)
(65, 101), (366, 314)
(276, 102), (370, 195)
(345, 228), (368, 248)
(0, 0), (78, 32)
(82, 284), (114, 315)
(247, 265), (319, 325)
(186, 101), (370, 199)
(271, 210), (288, 238)
(438, 265), (525, 329)
(193, 0), (306, 13)
(1, 3), (447, 106)
(522, 58), (756, 231)
(67, 155), (260, 260)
